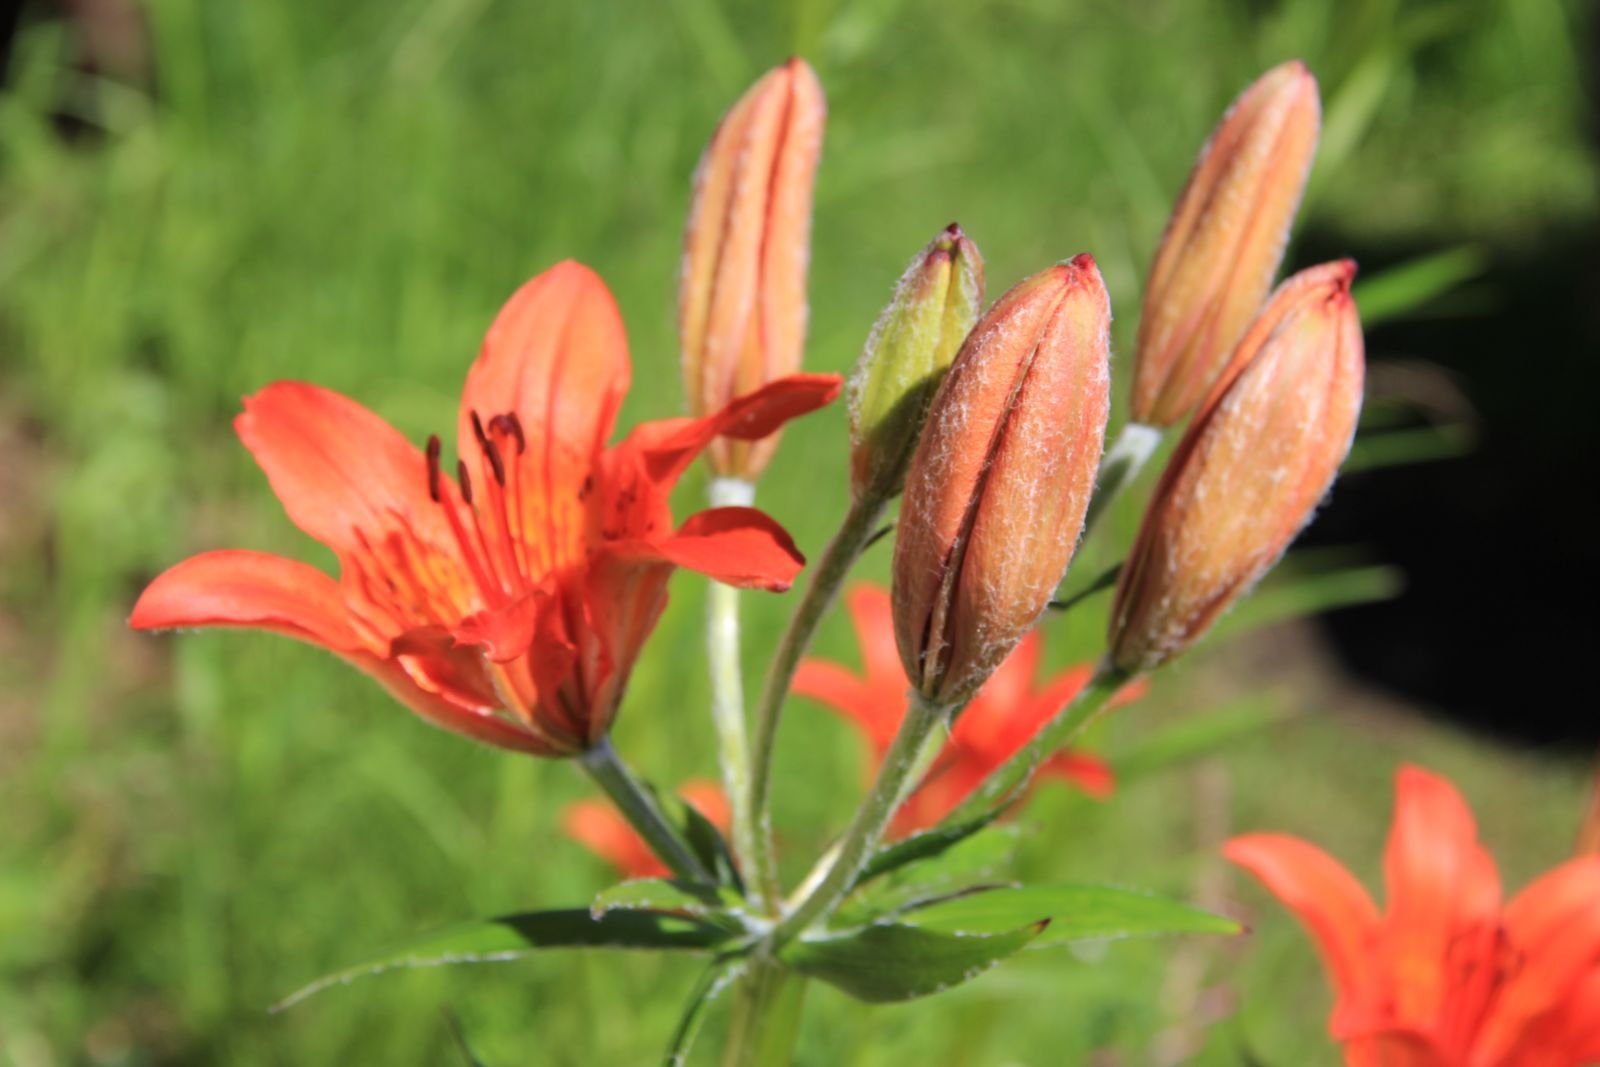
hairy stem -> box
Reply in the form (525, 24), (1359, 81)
(718, 956), (808, 1067)
(706, 477), (764, 905)
(578, 738), (712, 884)
(746, 494), (887, 908)
(943, 660), (1132, 826)
(767, 691), (950, 948)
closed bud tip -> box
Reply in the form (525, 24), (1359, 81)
(1110, 259), (1364, 672)
(1132, 60), (1321, 427)
(847, 223), (986, 504)
(679, 58), (827, 480)
(892, 256), (1112, 705)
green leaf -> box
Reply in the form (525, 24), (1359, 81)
(273, 909), (739, 1011)
(850, 807), (1005, 890)
(900, 884), (1241, 945)
(661, 956), (745, 1067)
(663, 791), (746, 894)
(780, 920), (1043, 1002)
(591, 878), (745, 923)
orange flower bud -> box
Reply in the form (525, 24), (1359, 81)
(679, 57), (826, 480)
(1110, 260), (1364, 672)
(847, 223), (985, 505)
(1131, 60), (1320, 428)
(892, 256), (1111, 706)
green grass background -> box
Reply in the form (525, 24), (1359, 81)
(1, 0), (1595, 1062)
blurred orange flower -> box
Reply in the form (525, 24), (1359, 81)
(1227, 765), (1600, 1067)
(795, 585), (1144, 835)
(132, 260), (839, 757)
(564, 780), (731, 880)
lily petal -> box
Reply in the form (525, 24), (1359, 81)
(1039, 751), (1116, 799)
(627, 373), (842, 486)
(1225, 832), (1381, 1010)
(235, 382), (451, 560)
(1471, 856), (1600, 1065)
(130, 549), (364, 653)
(1382, 766), (1503, 1031)
(843, 585), (908, 699)
(459, 260), (630, 577)
(637, 506), (804, 591)
(794, 661), (900, 755)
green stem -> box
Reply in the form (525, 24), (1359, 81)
(718, 956), (808, 1067)
(768, 691), (950, 949)
(746, 494), (886, 908)
(1083, 421), (1163, 535)
(943, 660), (1133, 826)
(706, 477), (764, 905)
(578, 738), (712, 884)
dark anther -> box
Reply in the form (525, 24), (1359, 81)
(426, 435), (443, 502)
(490, 412), (526, 455)
(471, 410), (507, 485)
(457, 460), (474, 505)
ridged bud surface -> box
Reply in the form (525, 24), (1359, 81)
(1111, 260), (1365, 672)
(1132, 60), (1320, 428)
(893, 256), (1111, 705)
(679, 58), (826, 480)
(847, 223), (985, 504)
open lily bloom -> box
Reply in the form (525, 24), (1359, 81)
(131, 261), (840, 757)
(794, 585), (1144, 834)
(564, 780), (730, 880)
(1227, 765), (1600, 1067)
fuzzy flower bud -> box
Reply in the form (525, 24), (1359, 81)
(847, 223), (985, 504)
(1131, 60), (1321, 428)
(1110, 260), (1365, 672)
(679, 57), (826, 480)
(892, 256), (1111, 706)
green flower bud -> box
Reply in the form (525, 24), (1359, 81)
(847, 223), (984, 503)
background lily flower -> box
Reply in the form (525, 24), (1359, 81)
(131, 260), (840, 757)
(794, 585), (1145, 834)
(1226, 765), (1600, 1067)
(563, 780), (730, 880)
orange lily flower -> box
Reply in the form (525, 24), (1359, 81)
(1226, 765), (1600, 1067)
(564, 780), (731, 880)
(131, 261), (840, 757)
(793, 585), (1145, 834)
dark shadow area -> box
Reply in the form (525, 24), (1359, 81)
(1298, 225), (1600, 748)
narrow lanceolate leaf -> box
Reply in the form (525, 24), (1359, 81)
(851, 807), (1007, 890)
(273, 909), (739, 1011)
(779, 920), (1044, 1002)
(590, 879), (744, 922)
(658, 788), (745, 893)
(899, 884), (1241, 945)
(1114, 697), (1288, 780)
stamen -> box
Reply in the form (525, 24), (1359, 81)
(491, 412), (526, 455)
(457, 460), (474, 505)
(426, 435), (443, 502)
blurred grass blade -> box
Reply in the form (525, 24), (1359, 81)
(662, 956), (745, 1067)
(1115, 697), (1289, 780)
(273, 909), (739, 1012)
(441, 1005), (490, 1067)
(899, 884), (1240, 944)
(1345, 423), (1474, 472)
(1351, 245), (1487, 327)
(780, 919), (1043, 1002)
(1211, 563), (1403, 642)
